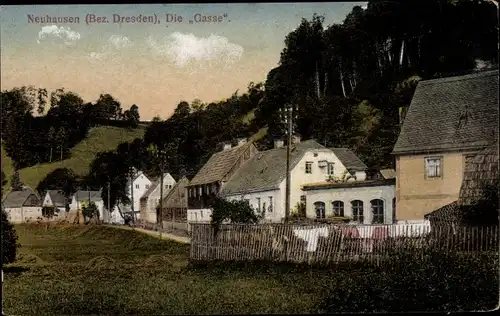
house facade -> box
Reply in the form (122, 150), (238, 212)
(117, 170), (152, 221)
(221, 139), (372, 223)
(70, 190), (105, 221)
(302, 179), (395, 224)
(392, 69), (499, 222)
(2, 188), (42, 223)
(139, 173), (177, 223)
(186, 139), (258, 223)
(159, 176), (190, 223)
(42, 190), (67, 217)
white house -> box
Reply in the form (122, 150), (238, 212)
(220, 138), (363, 223)
(70, 190), (105, 222)
(115, 169), (152, 222)
(301, 179), (396, 224)
(186, 139), (259, 223)
(139, 173), (177, 223)
(2, 188), (42, 223)
(42, 190), (67, 216)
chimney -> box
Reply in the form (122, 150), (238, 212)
(237, 138), (247, 146)
(222, 143), (232, 151)
(274, 139), (284, 149)
(292, 134), (301, 144)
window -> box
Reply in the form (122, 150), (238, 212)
(257, 197), (261, 212)
(351, 200), (364, 223)
(314, 202), (326, 219)
(262, 202), (267, 214)
(145, 184), (150, 189)
(425, 157), (442, 178)
(305, 162), (312, 174)
(328, 163), (335, 175)
(313, 152), (318, 157)
(371, 199), (384, 224)
(332, 201), (344, 217)
(135, 184), (139, 189)
(268, 196), (273, 212)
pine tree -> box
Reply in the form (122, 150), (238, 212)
(11, 169), (23, 191)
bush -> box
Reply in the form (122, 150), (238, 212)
(319, 248), (499, 313)
(1, 206), (19, 265)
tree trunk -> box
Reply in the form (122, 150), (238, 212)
(60, 145), (63, 161)
(339, 62), (347, 98)
(399, 39), (405, 66)
(49, 147), (53, 163)
(315, 61), (321, 99)
(323, 71), (328, 96)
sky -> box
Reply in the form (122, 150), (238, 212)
(1, 3), (365, 120)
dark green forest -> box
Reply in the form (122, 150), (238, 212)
(1, 1), (498, 211)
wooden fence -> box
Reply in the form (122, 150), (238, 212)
(189, 223), (499, 264)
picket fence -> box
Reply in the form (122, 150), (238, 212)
(189, 223), (499, 264)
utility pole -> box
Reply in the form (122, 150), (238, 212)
(159, 149), (165, 229)
(130, 167), (135, 224)
(107, 180), (111, 223)
(280, 103), (297, 223)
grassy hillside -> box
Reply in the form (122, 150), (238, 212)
(18, 125), (145, 189)
(3, 109), (261, 191)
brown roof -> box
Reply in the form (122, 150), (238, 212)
(161, 176), (189, 209)
(458, 145), (499, 206)
(392, 70), (498, 155)
(188, 142), (255, 186)
(302, 179), (395, 191)
(424, 201), (460, 223)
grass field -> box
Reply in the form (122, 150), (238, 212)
(3, 224), (332, 315)
(18, 126), (145, 189)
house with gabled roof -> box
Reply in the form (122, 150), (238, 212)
(139, 172), (176, 223)
(392, 69), (499, 222)
(42, 190), (67, 214)
(109, 169), (152, 224)
(2, 187), (42, 223)
(186, 138), (258, 223)
(70, 190), (105, 221)
(220, 138), (382, 223)
(158, 176), (190, 223)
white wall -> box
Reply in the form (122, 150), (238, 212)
(145, 173), (177, 223)
(304, 184), (395, 224)
(121, 172), (152, 217)
(5, 207), (42, 223)
(225, 189), (282, 223)
(280, 149), (352, 218)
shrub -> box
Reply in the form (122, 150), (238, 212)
(319, 248), (499, 313)
(1, 205), (19, 265)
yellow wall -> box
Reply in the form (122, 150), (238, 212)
(395, 152), (468, 220)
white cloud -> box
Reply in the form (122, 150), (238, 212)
(108, 35), (134, 50)
(88, 35), (134, 61)
(147, 32), (244, 67)
(37, 25), (81, 46)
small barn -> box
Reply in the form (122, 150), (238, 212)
(2, 187), (42, 223)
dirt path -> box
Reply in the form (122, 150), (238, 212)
(106, 225), (191, 244)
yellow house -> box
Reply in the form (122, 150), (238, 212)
(392, 69), (499, 222)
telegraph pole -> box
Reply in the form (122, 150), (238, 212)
(159, 150), (165, 229)
(107, 180), (111, 223)
(280, 104), (296, 223)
